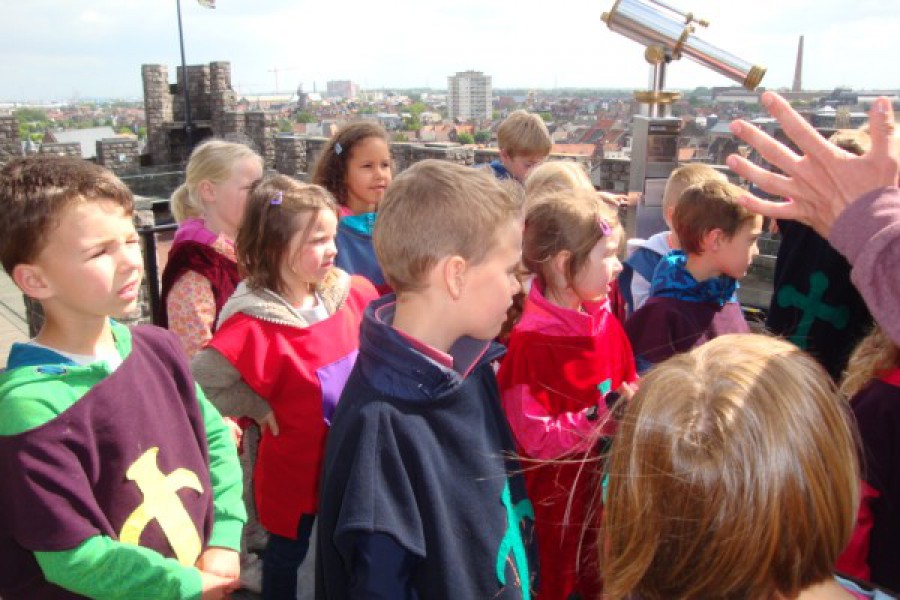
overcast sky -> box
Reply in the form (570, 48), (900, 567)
(2, 0), (898, 102)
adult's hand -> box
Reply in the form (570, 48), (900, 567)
(725, 92), (898, 237)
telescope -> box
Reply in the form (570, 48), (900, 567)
(602, 0), (766, 116)
(601, 0), (767, 239)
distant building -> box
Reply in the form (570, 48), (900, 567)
(327, 80), (359, 100)
(42, 126), (119, 159)
(447, 70), (492, 121)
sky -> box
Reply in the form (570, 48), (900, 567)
(2, 0), (898, 102)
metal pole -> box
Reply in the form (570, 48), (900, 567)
(176, 0), (194, 153)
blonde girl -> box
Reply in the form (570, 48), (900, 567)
(602, 334), (891, 600)
(838, 325), (900, 591)
(496, 188), (638, 600)
(192, 175), (378, 599)
(311, 122), (392, 290)
(160, 140), (263, 357)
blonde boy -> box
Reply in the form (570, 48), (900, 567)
(316, 160), (538, 599)
(625, 180), (763, 372)
(620, 164), (728, 314)
(488, 109), (552, 183)
(0, 156), (245, 599)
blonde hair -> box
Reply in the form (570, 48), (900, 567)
(841, 325), (900, 398)
(662, 163), (728, 215)
(498, 110), (552, 158)
(673, 180), (761, 255)
(374, 160), (520, 293)
(236, 175), (337, 294)
(171, 140), (263, 223)
(602, 334), (859, 600)
(524, 161), (593, 213)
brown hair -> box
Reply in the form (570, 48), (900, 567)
(662, 163), (728, 215)
(602, 334), (859, 600)
(374, 160), (519, 293)
(236, 175), (337, 294)
(673, 180), (760, 255)
(0, 155), (134, 273)
(841, 325), (900, 398)
(498, 110), (552, 159)
(311, 121), (391, 205)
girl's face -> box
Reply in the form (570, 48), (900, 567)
(344, 136), (392, 215)
(572, 231), (622, 303)
(204, 157), (263, 239)
(279, 209), (338, 304)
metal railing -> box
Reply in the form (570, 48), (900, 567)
(137, 222), (178, 326)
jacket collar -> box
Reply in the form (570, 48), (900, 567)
(518, 280), (610, 337)
(357, 294), (505, 401)
(650, 250), (738, 306)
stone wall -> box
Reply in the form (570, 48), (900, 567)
(245, 111), (277, 168)
(96, 138), (140, 174)
(275, 135), (308, 177)
(142, 64), (173, 166)
(592, 157), (631, 192)
(0, 115), (23, 167)
(38, 142), (81, 158)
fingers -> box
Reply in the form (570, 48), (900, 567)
(760, 92), (833, 165)
(736, 193), (798, 223)
(729, 118), (801, 176)
(264, 413), (279, 437)
(725, 154), (795, 199)
(868, 97), (898, 161)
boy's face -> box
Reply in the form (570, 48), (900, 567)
(457, 219), (523, 340)
(26, 200), (143, 322)
(714, 217), (762, 279)
(501, 151), (545, 183)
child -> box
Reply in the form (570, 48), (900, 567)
(159, 139), (264, 358)
(601, 333), (893, 600)
(839, 325), (900, 591)
(311, 121), (392, 291)
(619, 163), (728, 315)
(767, 129), (874, 381)
(316, 160), (537, 599)
(488, 110), (552, 183)
(497, 188), (638, 600)
(625, 180), (762, 372)
(0, 156), (246, 599)
(191, 175), (378, 599)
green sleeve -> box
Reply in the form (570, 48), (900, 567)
(34, 535), (202, 600)
(196, 383), (247, 550)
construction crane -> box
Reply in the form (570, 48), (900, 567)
(267, 66), (301, 94)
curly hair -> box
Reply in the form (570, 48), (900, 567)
(310, 121), (390, 205)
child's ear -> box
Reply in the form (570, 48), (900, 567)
(499, 149), (511, 164)
(12, 263), (54, 300)
(702, 228), (725, 253)
(443, 255), (468, 300)
(198, 180), (216, 204)
(550, 250), (572, 284)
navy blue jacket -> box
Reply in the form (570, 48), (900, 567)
(316, 295), (538, 600)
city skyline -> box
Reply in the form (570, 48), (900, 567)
(2, 0), (898, 102)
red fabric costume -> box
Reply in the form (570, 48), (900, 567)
(208, 280), (376, 539)
(497, 283), (637, 600)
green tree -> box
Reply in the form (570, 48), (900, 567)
(295, 111), (316, 123)
(408, 102), (427, 116)
(456, 132), (475, 145)
(539, 112), (552, 122)
(393, 132), (409, 142)
(403, 115), (421, 131)
(474, 130), (491, 144)
(278, 118), (293, 133)
(14, 107), (48, 124)
(118, 127), (134, 135)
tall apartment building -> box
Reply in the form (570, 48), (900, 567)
(326, 80), (359, 100)
(447, 70), (492, 121)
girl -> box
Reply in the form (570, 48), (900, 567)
(311, 121), (392, 291)
(602, 334), (893, 600)
(497, 188), (638, 600)
(191, 176), (378, 599)
(159, 139), (263, 358)
(840, 325), (900, 591)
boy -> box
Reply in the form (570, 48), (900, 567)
(0, 156), (246, 599)
(316, 160), (538, 599)
(766, 129), (874, 381)
(488, 110), (552, 183)
(619, 163), (728, 315)
(625, 180), (762, 372)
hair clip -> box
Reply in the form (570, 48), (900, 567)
(270, 191), (283, 205)
(597, 217), (612, 236)
(335, 142), (343, 155)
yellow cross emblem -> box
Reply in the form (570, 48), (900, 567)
(119, 447), (204, 565)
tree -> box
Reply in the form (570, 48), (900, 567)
(456, 132), (475, 145)
(278, 118), (293, 133)
(295, 111), (315, 123)
(539, 112), (552, 123)
(403, 115), (421, 131)
(474, 130), (491, 144)
(408, 102), (427, 116)
(14, 107), (48, 124)
(393, 132), (409, 142)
